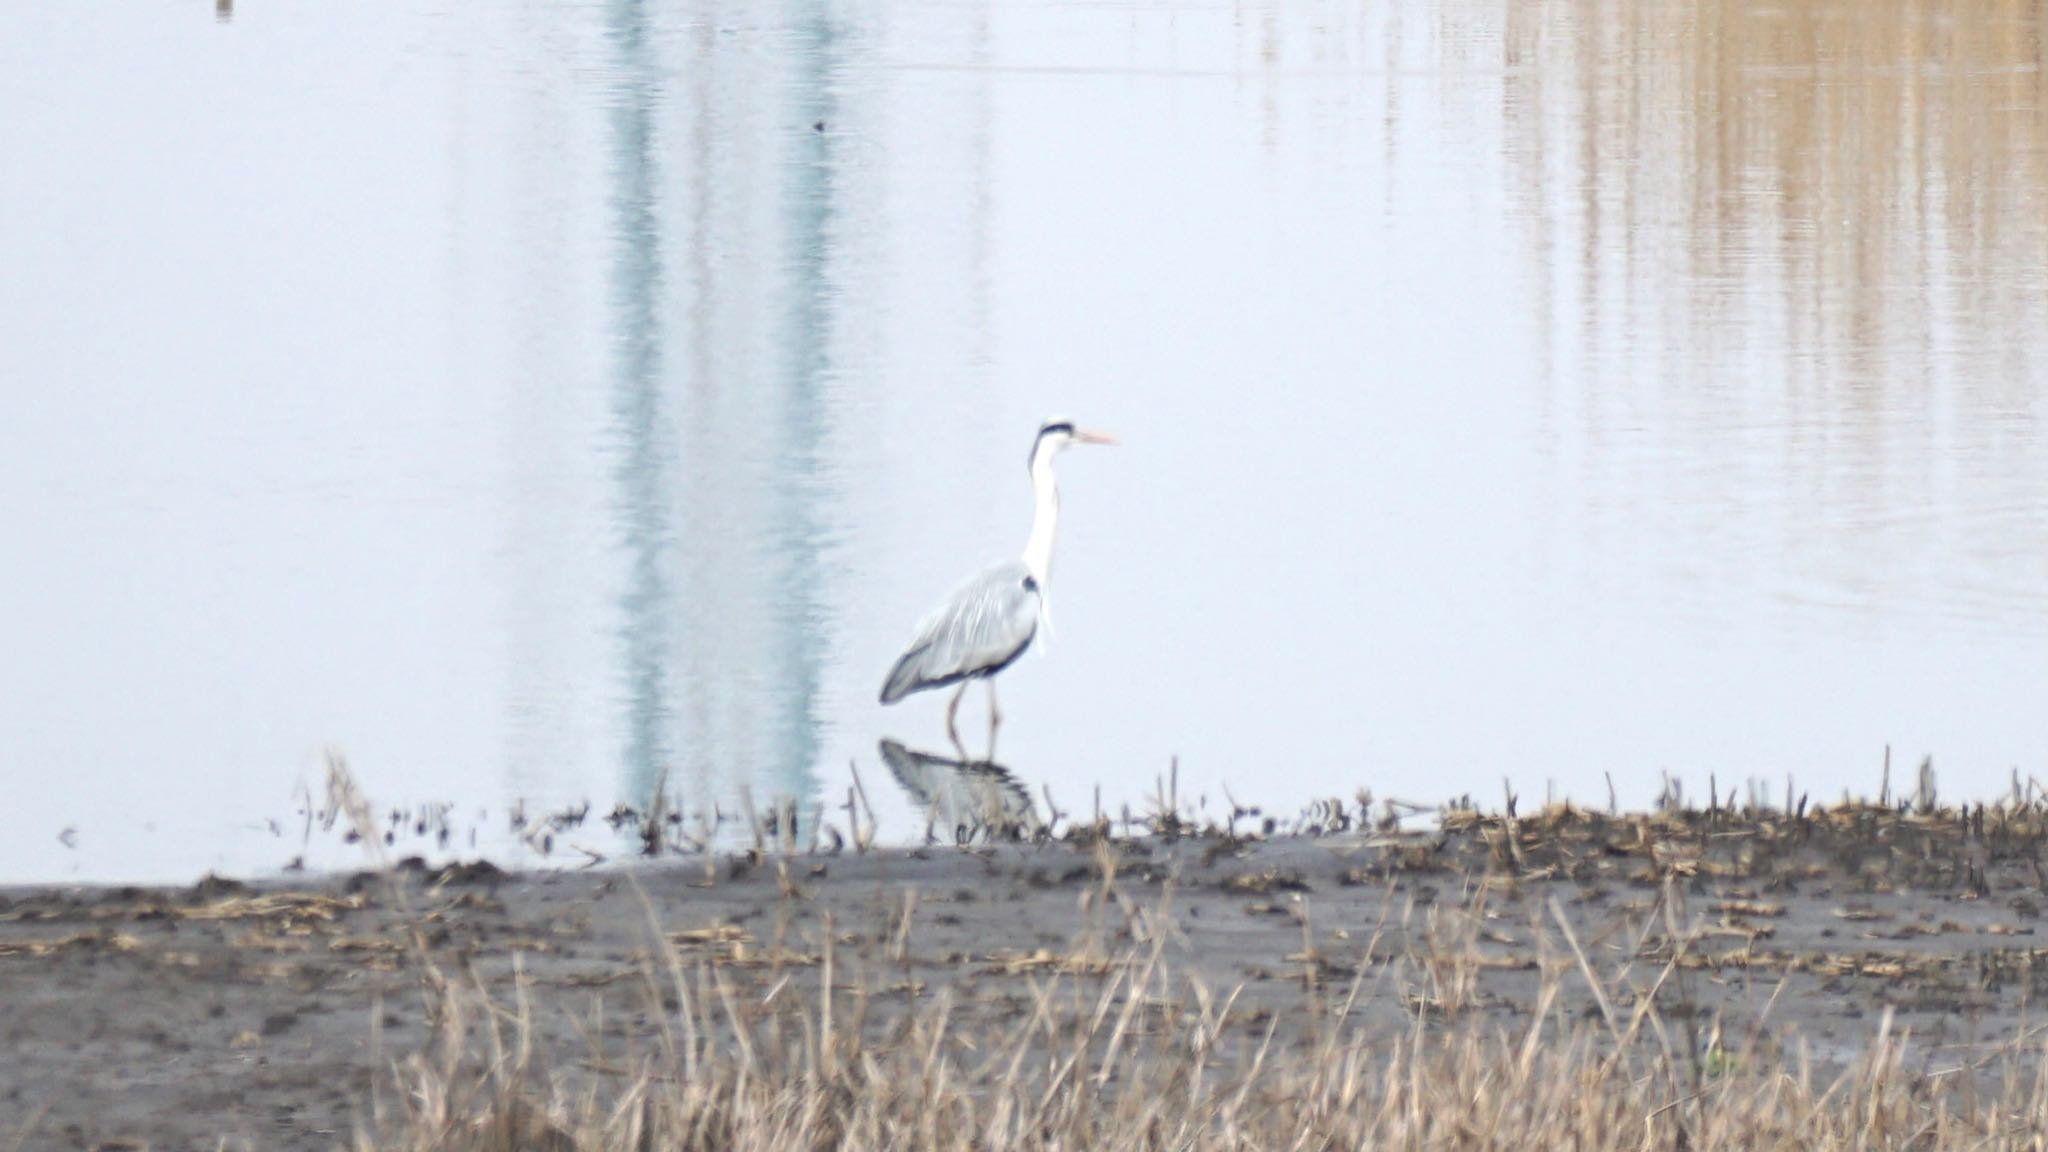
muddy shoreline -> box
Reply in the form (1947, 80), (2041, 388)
(6, 802), (2048, 1150)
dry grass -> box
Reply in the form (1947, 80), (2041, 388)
(323, 751), (2048, 1151)
(350, 885), (2048, 1150)
(352, 926), (2048, 1151)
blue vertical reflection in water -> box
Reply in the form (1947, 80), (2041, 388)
(767, 4), (842, 802)
(603, 1), (838, 811)
(604, 0), (673, 802)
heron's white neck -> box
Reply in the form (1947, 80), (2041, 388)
(1021, 450), (1060, 588)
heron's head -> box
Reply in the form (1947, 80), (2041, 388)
(1029, 419), (1117, 469)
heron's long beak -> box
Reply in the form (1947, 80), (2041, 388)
(1075, 428), (1118, 446)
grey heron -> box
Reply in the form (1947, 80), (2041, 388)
(879, 419), (1116, 750)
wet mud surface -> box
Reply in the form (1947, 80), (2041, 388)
(7, 801), (2048, 1150)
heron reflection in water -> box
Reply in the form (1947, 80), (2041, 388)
(878, 738), (1043, 844)
(879, 420), (1116, 755)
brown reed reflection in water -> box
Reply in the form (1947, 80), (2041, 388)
(1497, 0), (2048, 632)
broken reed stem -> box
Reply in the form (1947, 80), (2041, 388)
(848, 761), (877, 853)
(739, 784), (764, 855)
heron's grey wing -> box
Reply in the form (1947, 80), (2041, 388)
(879, 561), (1040, 703)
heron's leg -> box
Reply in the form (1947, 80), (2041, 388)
(945, 683), (969, 755)
(984, 679), (1003, 761)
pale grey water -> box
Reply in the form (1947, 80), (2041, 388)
(2, 1), (2044, 882)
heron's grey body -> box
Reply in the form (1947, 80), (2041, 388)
(878, 419), (1114, 750)
(879, 561), (1040, 705)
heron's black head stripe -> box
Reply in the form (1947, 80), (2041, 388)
(1029, 421), (1076, 467)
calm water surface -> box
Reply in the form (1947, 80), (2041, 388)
(2, 0), (2044, 881)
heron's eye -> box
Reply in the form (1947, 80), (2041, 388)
(1021, 575), (1038, 593)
